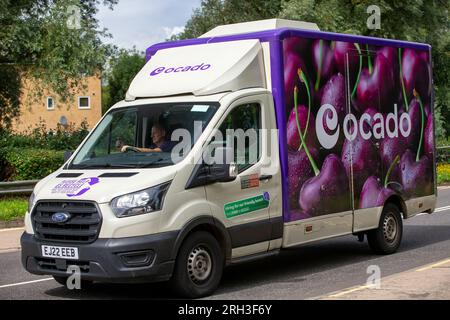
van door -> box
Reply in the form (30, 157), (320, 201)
(204, 93), (282, 259)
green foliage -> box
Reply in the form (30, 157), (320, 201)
(0, 120), (89, 151)
(172, 0), (282, 40)
(3, 148), (65, 181)
(0, 0), (118, 130)
(103, 48), (146, 113)
(0, 197), (28, 221)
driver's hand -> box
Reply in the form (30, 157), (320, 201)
(121, 145), (129, 152)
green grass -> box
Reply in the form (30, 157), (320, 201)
(437, 163), (450, 185)
(0, 197), (28, 221)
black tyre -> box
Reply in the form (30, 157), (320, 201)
(170, 231), (224, 298)
(367, 203), (403, 254)
(52, 276), (93, 289)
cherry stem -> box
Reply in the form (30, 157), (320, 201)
(399, 47), (409, 111)
(294, 86), (320, 176)
(366, 44), (373, 74)
(314, 39), (323, 91)
(297, 68), (311, 152)
(351, 43), (362, 99)
(414, 89), (425, 162)
(384, 155), (400, 188)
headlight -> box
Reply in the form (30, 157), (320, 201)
(111, 182), (171, 218)
(28, 192), (36, 212)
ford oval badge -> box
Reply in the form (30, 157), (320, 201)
(51, 212), (71, 223)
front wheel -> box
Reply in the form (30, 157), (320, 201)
(170, 231), (224, 298)
(367, 203), (403, 254)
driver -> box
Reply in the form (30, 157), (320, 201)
(121, 123), (175, 153)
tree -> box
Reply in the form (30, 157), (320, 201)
(172, 0), (282, 40)
(103, 48), (146, 113)
(0, 0), (117, 130)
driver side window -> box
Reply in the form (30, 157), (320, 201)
(217, 103), (261, 173)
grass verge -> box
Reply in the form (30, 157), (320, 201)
(437, 163), (450, 185)
(0, 197), (28, 221)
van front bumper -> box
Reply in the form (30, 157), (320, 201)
(21, 231), (178, 283)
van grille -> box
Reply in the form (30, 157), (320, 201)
(32, 201), (101, 244)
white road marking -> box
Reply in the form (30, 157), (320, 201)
(0, 227), (24, 233)
(0, 278), (53, 289)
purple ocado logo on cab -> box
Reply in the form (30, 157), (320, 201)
(149, 63), (211, 76)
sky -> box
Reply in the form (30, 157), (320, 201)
(96, 0), (202, 52)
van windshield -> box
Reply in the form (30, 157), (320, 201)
(69, 102), (219, 169)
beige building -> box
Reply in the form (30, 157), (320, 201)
(13, 74), (102, 133)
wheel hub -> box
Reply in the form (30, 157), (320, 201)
(383, 214), (397, 243)
(187, 246), (212, 284)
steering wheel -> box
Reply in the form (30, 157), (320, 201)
(125, 146), (140, 153)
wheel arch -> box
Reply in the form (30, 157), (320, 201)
(384, 194), (408, 219)
(171, 216), (231, 265)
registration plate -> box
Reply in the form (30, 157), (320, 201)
(41, 245), (79, 260)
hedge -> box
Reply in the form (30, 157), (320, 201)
(2, 148), (65, 181)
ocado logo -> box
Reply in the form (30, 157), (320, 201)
(316, 104), (412, 149)
(150, 63), (211, 76)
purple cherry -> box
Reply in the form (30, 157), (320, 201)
(402, 49), (431, 102)
(380, 135), (407, 189)
(402, 98), (421, 149)
(288, 148), (319, 209)
(286, 104), (317, 151)
(320, 73), (346, 121)
(312, 39), (335, 91)
(283, 37), (310, 56)
(299, 154), (350, 216)
(424, 115), (434, 159)
(356, 52), (395, 113)
(284, 53), (309, 110)
(333, 41), (359, 79)
(400, 149), (433, 198)
(342, 124), (380, 197)
(359, 176), (396, 209)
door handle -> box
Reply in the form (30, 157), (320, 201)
(259, 174), (273, 181)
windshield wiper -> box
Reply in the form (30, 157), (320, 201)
(71, 163), (138, 169)
(138, 158), (171, 168)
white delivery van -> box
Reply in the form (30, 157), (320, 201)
(21, 19), (437, 298)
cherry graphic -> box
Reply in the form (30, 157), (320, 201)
(333, 41), (360, 78)
(380, 135), (407, 191)
(299, 154), (350, 216)
(312, 39), (335, 91)
(342, 123), (380, 197)
(359, 176), (396, 208)
(400, 90), (433, 198)
(284, 53), (309, 112)
(401, 48), (431, 103)
(424, 114), (434, 159)
(284, 37), (310, 56)
(287, 104), (317, 151)
(359, 155), (401, 209)
(356, 50), (396, 113)
(400, 98), (421, 149)
(320, 73), (346, 121)
(288, 148), (319, 209)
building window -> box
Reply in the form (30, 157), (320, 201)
(78, 96), (90, 109)
(47, 97), (54, 110)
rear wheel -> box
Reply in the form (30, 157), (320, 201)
(170, 231), (224, 298)
(367, 203), (403, 254)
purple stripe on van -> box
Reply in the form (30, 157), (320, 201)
(145, 28), (430, 62)
(269, 39), (290, 222)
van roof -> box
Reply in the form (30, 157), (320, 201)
(146, 21), (430, 61)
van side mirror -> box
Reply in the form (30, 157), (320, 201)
(185, 147), (237, 189)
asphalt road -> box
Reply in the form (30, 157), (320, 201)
(1, 187), (449, 300)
